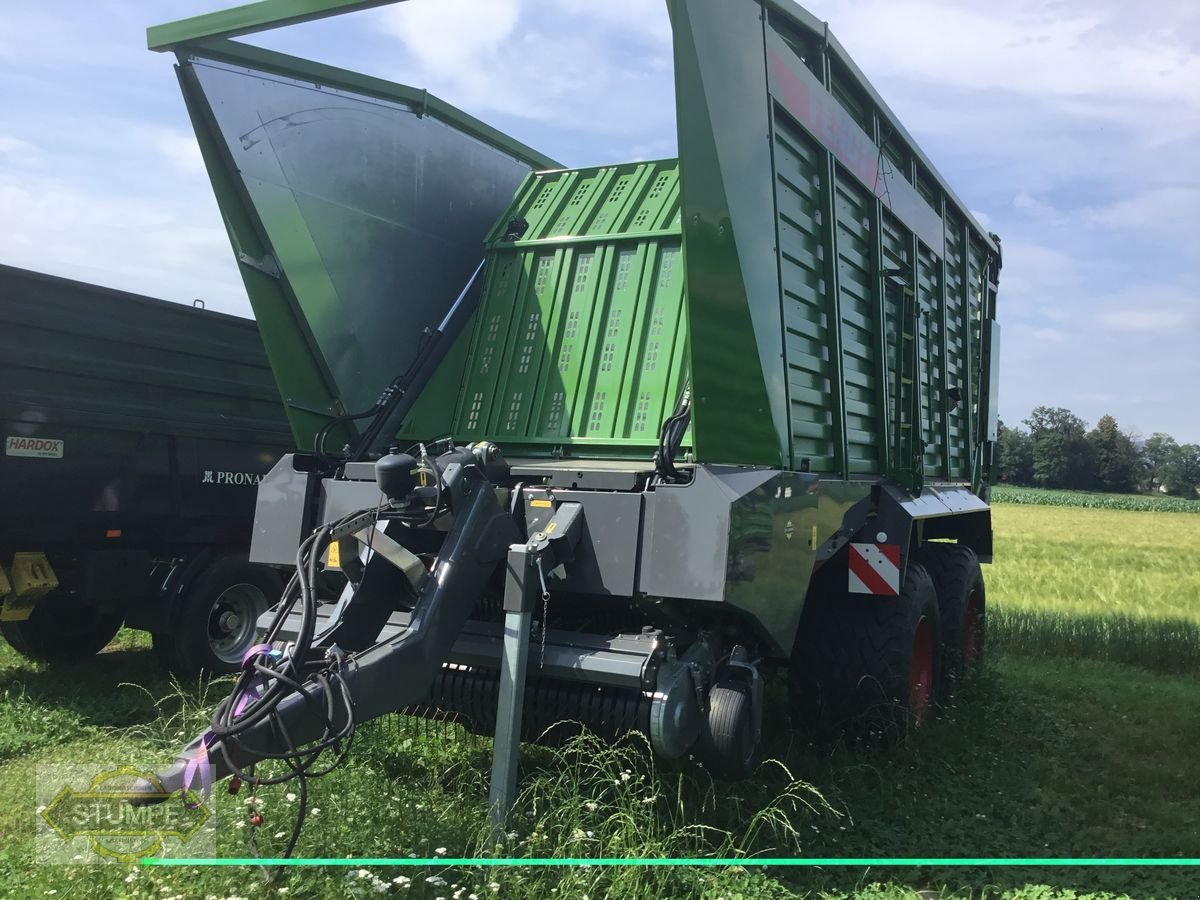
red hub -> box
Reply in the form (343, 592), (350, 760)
(909, 616), (935, 726)
(963, 589), (984, 667)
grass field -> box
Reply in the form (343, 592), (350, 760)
(0, 498), (1197, 899)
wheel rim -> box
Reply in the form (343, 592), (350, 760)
(963, 589), (984, 667)
(207, 582), (266, 665)
(909, 616), (935, 726)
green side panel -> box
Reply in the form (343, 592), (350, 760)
(917, 242), (944, 479)
(943, 213), (969, 481)
(833, 171), (882, 475)
(761, 8), (1000, 485)
(670, 0), (789, 468)
(399, 161), (689, 458)
(771, 117), (835, 473)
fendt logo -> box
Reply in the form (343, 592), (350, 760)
(201, 470), (263, 486)
(6, 436), (64, 458)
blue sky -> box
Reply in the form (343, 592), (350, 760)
(1, 0), (1197, 442)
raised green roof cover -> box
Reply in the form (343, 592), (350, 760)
(169, 40), (557, 449)
(398, 160), (689, 458)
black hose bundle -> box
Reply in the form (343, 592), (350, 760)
(654, 380), (692, 484)
(208, 507), (380, 857)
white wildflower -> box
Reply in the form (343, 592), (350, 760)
(435, 846), (447, 856)
(584, 802), (598, 812)
(286, 792), (297, 802)
(393, 875), (412, 886)
(426, 876), (448, 887)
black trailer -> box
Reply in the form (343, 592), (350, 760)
(0, 264), (293, 673)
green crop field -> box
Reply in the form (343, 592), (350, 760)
(0, 502), (1197, 899)
(992, 485), (1200, 514)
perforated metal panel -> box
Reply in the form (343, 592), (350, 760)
(400, 160), (687, 457)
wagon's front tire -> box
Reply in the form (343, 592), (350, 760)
(0, 592), (123, 663)
(154, 556), (280, 676)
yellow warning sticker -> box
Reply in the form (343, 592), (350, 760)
(326, 541), (341, 569)
(545, 522), (558, 534)
(530, 499), (553, 508)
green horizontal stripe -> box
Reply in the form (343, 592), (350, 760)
(143, 857), (1200, 867)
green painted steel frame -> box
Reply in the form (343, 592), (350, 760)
(148, 0), (405, 51)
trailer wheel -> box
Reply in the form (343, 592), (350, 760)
(155, 556), (281, 676)
(919, 544), (985, 687)
(790, 561), (941, 743)
(696, 681), (760, 781)
(0, 592), (123, 663)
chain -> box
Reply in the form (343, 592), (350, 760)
(535, 556), (550, 670)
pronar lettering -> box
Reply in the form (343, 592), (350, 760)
(201, 470), (263, 486)
(5, 436), (64, 458)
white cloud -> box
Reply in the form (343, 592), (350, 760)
(0, 135), (36, 154)
(371, 0), (674, 137)
(808, 0), (1200, 110)
(148, 127), (207, 176)
(1084, 186), (1200, 235)
(1099, 309), (1194, 333)
(0, 169), (246, 316)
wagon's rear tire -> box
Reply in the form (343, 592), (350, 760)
(154, 556), (280, 676)
(789, 560), (941, 743)
(697, 681), (760, 781)
(919, 544), (985, 689)
(0, 591), (123, 663)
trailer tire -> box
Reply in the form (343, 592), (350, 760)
(919, 544), (985, 688)
(696, 681), (760, 781)
(155, 556), (281, 676)
(789, 560), (941, 743)
(0, 592), (123, 663)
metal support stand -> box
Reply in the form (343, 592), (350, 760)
(486, 502), (583, 843)
(487, 544), (537, 842)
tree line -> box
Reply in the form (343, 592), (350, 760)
(997, 407), (1200, 498)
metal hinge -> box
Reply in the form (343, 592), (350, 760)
(237, 251), (281, 279)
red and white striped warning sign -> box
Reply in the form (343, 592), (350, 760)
(848, 542), (901, 596)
